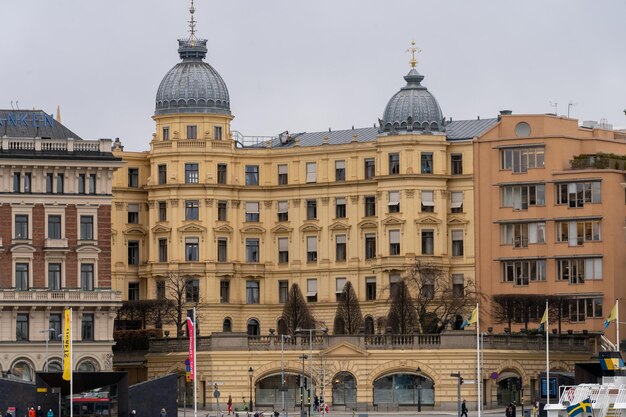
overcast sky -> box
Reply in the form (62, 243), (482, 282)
(2, 1), (625, 150)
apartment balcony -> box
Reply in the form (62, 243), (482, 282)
(570, 153), (626, 170)
(0, 288), (122, 305)
(148, 331), (599, 354)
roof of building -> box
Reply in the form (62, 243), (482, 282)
(254, 118), (498, 149)
(0, 110), (83, 140)
(155, 39), (231, 116)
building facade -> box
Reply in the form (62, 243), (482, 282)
(0, 110), (123, 380)
(474, 114), (626, 337)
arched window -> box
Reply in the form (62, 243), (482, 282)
(223, 318), (232, 333)
(247, 318), (260, 336)
(277, 318), (287, 335)
(11, 360), (34, 382)
(47, 360), (62, 372)
(77, 359), (98, 372)
(332, 372), (356, 407)
(373, 372), (435, 406)
(364, 316), (375, 335)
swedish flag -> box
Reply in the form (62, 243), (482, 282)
(567, 398), (592, 416)
(461, 307), (478, 329)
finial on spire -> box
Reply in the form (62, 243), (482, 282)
(406, 40), (421, 68)
(188, 0), (197, 46)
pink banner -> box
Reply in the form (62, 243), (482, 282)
(187, 317), (195, 380)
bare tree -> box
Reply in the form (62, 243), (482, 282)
(160, 271), (202, 337)
(333, 281), (363, 335)
(386, 280), (417, 334)
(492, 294), (548, 331)
(116, 299), (174, 330)
(403, 260), (479, 333)
(280, 283), (315, 335)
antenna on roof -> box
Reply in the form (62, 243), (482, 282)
(15, 101), (19, 110)
(188, 0), (197, 46)
(567, 101), (578, 118)
(549, 101), (558, 116)
(406, 40), (421, 68)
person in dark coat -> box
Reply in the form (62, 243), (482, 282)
(461, 400), (468, 417)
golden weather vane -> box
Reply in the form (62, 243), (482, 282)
(406, 40), (421, 68)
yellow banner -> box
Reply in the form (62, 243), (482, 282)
(62, 309), (71, 381)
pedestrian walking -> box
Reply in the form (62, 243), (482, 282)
(46, 409), (53, 417)
(461, 400), (468, 417)
(160, 408), (167, 417)
(130, 409), (136, 417)
(227, 395), (233, 415)
(28, 408), (35, 417)
(36, 407), (42, 417)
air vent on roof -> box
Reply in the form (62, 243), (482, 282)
(500, 110), (513, 115)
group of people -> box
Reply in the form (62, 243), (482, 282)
(19, 406), (53, 417)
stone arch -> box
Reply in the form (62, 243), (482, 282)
(323, 359), (362, 388)
(494, 359), (528, 383)
(368, 360), (441, 388)
(549, 360), (574, 373)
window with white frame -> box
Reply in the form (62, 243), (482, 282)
(388, 191), (400, 213)
(278, 237), (289, 263)
(48, 263), (61, 290)
(389, 230), (401, 255)
(336, 235), (346, 262)
(335, 277), (346, 301)
(81, 263), (94, 291)
(450, 191), (463, 213)
(421, 190), (434, 212)
(451, 230), (464, 256)
(307, 236), (317, 262)
(185, 237), (199, 261)
(246, 280), (260, 304)
(501, 259), (546, 286)
(245, 202), (260, 222)
(15, 263), (29, 290)
(246, 238), (260, 263)
(556, 258), (602, 283)
(307, 278), (317, 302)
(500, 146), (545, 173)
(306, 162), (317, 183)
(277, 201), (288, 221)
(556, 220), (601, 246)
(556, 181), (601, 207)
(500, 222), (546, 248)
(278, 164), (288, 185)
(500, 184), (545, 209)
(335, 197), (346, 218)
(127, 204), (139, 224)
(335, 160), (346, 181)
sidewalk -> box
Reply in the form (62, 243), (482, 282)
(180, 407), (508, 417)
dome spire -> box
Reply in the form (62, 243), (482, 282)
(406, 40), (421, 69)
(188, 0), (197, 46)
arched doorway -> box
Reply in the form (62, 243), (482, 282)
(255, 373), (301, 408)
(332, 372), (356, 410)
(373, 372), (435, 408)
(223, 317), (232, 332)
(497, 372), (522, 406)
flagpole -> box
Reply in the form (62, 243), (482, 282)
(194, 307), (198, 417)
(546, 300), (550, 406)
(70, 308), (73, 417)
(617, 300), (620, 352)
(476, 303), (481, 417)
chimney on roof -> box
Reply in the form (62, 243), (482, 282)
(500, 110), (513, 115)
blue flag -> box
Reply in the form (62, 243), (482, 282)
(567, 398), (592, 417)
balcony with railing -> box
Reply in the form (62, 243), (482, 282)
(1, 136), (114, 154)
(0, 288), (122, 303)
(570, 153), (626, 170)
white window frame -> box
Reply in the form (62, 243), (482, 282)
(421, 190), (435, 207)
(450, 191), (463, 210)
(307, 278), (317, 298)
(306, 162), (317, 183)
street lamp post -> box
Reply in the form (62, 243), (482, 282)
(296, 327), (327, 417)
(416, 367), (423, 413)
(40, 328), (56, 371)
(299, 354), (308, 417)
(281, 335), (291, 417)
(248, 367), (254, 413)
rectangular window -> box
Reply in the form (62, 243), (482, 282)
(89, 174), (96, 194)
(186, 125), (197, 139)
(15, 214), (29, 239)
(46, 173), (54, 194)
(57, 174), (64, 194)
(185, 200), (199, 221)
(557, 258), (602, 283)
(48, 215), (62, 239)
(421, 229), (434, 255)
(421, 152), (433, 174)
(501, 222), (546, 247)
(245, 165), (259, 186)
(156, 281), (165, 300)
(335, 277), (347, 301)
(218, 200), (227, 221)
(23, 173), (31, 193)
(279, 280), (289, 304)
(450, 191), (463, 213)
(128, 204), (139, 224)
(556, 220), (601, 246)
(388, 191), (400, 213)
(185, 237), (199, 261)
(16, 313), (29, 341)
(389, 230), (401, 255)
(128, 283), (140, 301)
(306, 199), (317, 220)
(388, 153), (400, 175)
(128, 168), (139, 188)
(307, 236), (318, 262)
(80, 215), (94, 240)
(307, 279), (317, 302)
(365, 233), (376, 259)
(128, 240), (139, 265)
(246, 238), (260, 263)
(364, 158), (375, 179)
(78, 174), (86, 194)
(214, 126), (223, 140)
(13, 173), (20, 193)
(451, 154), (463, 175)
(336, 234), (347, 262)
(246, 280), (260, 304)
(500, 259), (546, 285)
(220, 280), (230, 303)
(217, 238), (228, 262)
(452, 274), (464, 298)
(365, 196), (376, 217)
(451, 230), (464, 257)
(389, 274), (401, 298)
(162, 127), (170, 141)
(278, 164), (288, 185)
(366, 277), (376, 301)
(15, 263), (29, 290)
(185, 278), (199, 302)
(278, 237), (289, 264)
(421, 190), (435, 212)
(158, 164), (167, 184)
(245, 201), (260, 222)
(49, 314), (62, 341)
(335, 160), (346, 181)
(217, 164), (227, 184)
(556, 181), (601, 207)
(158, 238), (168, 262)
(48, 263), (61, 290)
(335, 197), (346, 218)
(81, 264), (94, 291)
(306, 162), (317, 183)
(277, 201), (288, 222)
(500, 184), (545, 209)
(158, 201), (167, 222)
(500, 146), (545, 173)
(185, 163), (199, 184)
